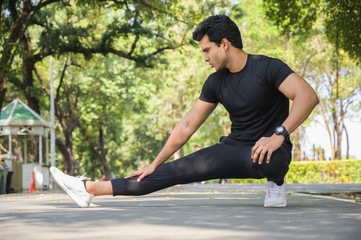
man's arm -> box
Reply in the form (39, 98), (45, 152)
(125, 99), (217, 182)
(251, 73), (319, 164)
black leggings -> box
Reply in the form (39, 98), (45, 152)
(111, 136), (292, 196)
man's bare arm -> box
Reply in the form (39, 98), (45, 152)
(278, 73), (319, 134)
(251, 73), (319, 164)
(125, 99), (217, 181)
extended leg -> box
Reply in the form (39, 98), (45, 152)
(86, 181), (113, 196)
(111, 139), (264, 196)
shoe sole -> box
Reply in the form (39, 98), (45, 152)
(264, 203), (287, 208)
(50, 167), (89, 208)
(264, 199), (287, 208)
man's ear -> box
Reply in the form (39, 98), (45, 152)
(221, 38), (230, 50)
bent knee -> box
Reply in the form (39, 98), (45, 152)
(261, 146), (291, 179)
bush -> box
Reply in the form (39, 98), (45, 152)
(230, 159), (361, 184)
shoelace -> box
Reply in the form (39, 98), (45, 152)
(267, 181), (281, 198)
(70, 173), (91, 181)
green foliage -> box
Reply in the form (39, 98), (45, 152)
(287, 160), (361, 183)
(263, 0), (361, 64)
(263, 0), (320, 37)
(32, 0), (197, 65)
(231, 160), (361, 184)
(324, 0), (361, 64)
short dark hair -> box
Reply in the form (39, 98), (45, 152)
(193, 15), (243, 49)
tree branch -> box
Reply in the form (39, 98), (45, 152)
(57, 56), (69, 99)
(128, 34), (140, 57)
(72, 87), (80, 117)
(147, 45), (179, 58)
(32, 0), (62, 12)
(8, 0), (19, 21)
(34, 66), (50, 96)
(71, 117), (80, 133)
(300, 49), (317, 77)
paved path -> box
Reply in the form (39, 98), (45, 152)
(1, 184), (360, 240)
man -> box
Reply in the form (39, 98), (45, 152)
(50, 15), (319, 208)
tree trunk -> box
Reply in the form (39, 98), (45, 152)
(0, 75), (7, 111)
(22, 56), (41, 113)
(292, 128), (301, 161)
(98, 127), (111, 180)
(55, 136), (78, 176)
(64, 130), (78, 176)
(55, 138), (71, 174)
(343, 124), (350, 159)
(79, 125), (111, 179)
(331, 109), (342, 159)
(316, 88), (335, 159)
(333, 24), (342, 160)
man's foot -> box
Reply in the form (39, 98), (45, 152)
(50, 166), (94, 208)
(264, 179), (287, 208)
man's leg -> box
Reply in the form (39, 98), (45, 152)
(253, 140), (292, 184)
(86, 181), (113, 196)
(52, 141), (246, 207)
(253, 141), (292, 207)
(84, 141), (291, 197)
(111, 138), (264, 196)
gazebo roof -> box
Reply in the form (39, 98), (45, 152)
(0, 99), (50, 127)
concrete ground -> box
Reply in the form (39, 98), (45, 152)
(1, 183), (360, 240)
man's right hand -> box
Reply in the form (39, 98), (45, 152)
(124, 164), (157, 182)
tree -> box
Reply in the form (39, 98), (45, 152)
(0, 0), (63, 111)
(262, 0), (361, 63)
(1, 0), (195, 113)
(2, 0), (214, 175)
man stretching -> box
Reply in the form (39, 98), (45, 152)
(51, 15), (319, 208)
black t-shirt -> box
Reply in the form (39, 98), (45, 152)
(199, 54), (294, 142)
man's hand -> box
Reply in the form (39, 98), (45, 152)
(251, 134), (285, 164)
(124, 164), (157, 182)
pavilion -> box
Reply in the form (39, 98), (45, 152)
(0, 99), (50, 190)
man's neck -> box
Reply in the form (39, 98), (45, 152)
(226, 49), (248, 73)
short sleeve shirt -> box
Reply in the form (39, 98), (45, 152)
(199, 54), (294, 141)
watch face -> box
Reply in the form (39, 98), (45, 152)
(276, 126), (284, 133)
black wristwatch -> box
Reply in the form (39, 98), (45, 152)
(274, 126), (289, 140)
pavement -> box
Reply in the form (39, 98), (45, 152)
(1, 183), (360, 240)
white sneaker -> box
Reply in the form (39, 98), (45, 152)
(50, 166), (94, 208)
(264, 179), (287, 208)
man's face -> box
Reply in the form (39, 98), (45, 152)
(200, 35), (227, 71)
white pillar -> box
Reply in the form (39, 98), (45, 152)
(39, 134), (42, 166)
(50, 56), (56, 189)
(46, 131), (49, 166)
(50, 56), (55, 168)
(24, 138), (27, 163)
(9, 134), (12, 157)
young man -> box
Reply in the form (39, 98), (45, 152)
(50, 15), (319, 208)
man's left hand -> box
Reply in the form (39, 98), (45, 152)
(251, 134), (285, 164)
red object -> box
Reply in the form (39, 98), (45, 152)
(29, 171), (36, 193)
(101, 174), (107, 181)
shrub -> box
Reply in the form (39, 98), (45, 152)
(230, 159), (361, 184)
